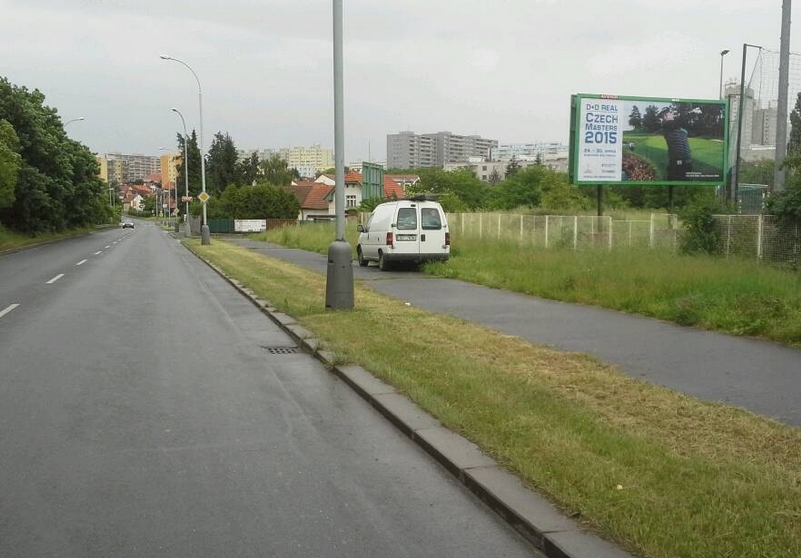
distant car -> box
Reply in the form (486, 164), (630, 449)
(121, 221), (134, 229)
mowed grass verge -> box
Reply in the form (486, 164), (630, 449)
(255, 222), (801, 347)
(187, 238), (801, 558)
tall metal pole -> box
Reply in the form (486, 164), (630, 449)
(774, 0), (792, 192)
(172, 108), (191, 237)
(161, 55), (210, 244)
(733, 44), (762, 207)
(719, 49), (730, 99)
(324, 0), (354, 310)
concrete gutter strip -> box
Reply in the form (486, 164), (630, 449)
(192, 241), (637, 558)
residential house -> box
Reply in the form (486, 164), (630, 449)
(288, 172), (412, 221)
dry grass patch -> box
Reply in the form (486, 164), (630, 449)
(189, 239), (801, 558)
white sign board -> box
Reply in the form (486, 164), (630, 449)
(576, 99), (624, 182)
(234, 219), (267, 233)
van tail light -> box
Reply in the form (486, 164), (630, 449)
(445, 232), (451, 246)
(386, 232), (394, 247)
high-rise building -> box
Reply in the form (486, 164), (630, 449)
(160, 153), (180, 189)
(386, 131), (498, 169)
(237, 144), (335, 177)
(753, 104), (778, 146)
(725, 82), (756, 149)
(99, 153), (161, 184)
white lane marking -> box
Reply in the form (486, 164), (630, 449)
(94, 251), (102, 255)
(0, 304), (19, 319)
(105, 245), (111, 249)
(46, 274), (65, 284)
(76, 259), (88, 266)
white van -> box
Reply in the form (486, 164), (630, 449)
(356, 197), (450, 271)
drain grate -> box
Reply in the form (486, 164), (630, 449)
(261, 346), (299, 354)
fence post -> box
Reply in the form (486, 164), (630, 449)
(726, 215), (733, 257)
(607, 216), (613, 249)
(497, 214), (501, 239)
(649, 213), (655, 249)
(573, 216), (578, 250)
(545, 215), (550, 249)
(520, 214), (524, 243)
(757, 214), (764, 261)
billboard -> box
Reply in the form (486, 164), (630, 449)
(569, 94), (728, 186)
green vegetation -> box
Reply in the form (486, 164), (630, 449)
(0, 77), (111, 234)
(253, 220), (801, 347)
(186, 238), (801, 558)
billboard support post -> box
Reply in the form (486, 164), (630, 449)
(596, 185), (603, 217)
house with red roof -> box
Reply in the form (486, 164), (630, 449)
(288, 171), (415, 220)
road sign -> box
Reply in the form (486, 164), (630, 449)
(181, 196), (193, 202)
(198, 192), (210, 203)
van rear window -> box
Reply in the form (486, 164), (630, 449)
(396, 208), (418, 230)
(421, 208), (442, 230)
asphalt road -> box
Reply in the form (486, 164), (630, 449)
(228, 238), (801, 427)
(0, 223), (540, 557)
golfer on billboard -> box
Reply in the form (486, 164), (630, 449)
(658, 106), (702, 181)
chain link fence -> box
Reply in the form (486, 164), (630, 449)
(447, 213), (801, 266)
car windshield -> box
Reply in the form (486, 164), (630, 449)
(396, 208), (417, 231)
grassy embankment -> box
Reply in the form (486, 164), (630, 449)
(186, 226), (801, 558)
(0, 224), (100, 253)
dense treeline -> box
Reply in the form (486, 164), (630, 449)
(0, 77), (110, 234)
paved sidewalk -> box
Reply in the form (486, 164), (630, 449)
(227, 238), (801, 427)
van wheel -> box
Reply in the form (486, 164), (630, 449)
(357, 247), (368, 267)
(378, 252), (389, 271)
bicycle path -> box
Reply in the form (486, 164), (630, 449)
(228, 238), (801, 427)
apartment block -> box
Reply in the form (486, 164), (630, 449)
(387, 131), (498, 169)
(99, 153), (161, 184)
(490, 142), (569, 162)
(238, 144), (335, 177)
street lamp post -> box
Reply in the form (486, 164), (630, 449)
(160, 54), (210, 245)
(64, 117), (85, 127)
(719, 49), (730, 99)
(324, 0), (354, 310)
(171, 108), (191, 238)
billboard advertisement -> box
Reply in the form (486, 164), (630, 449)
(569, 94), (728, 186)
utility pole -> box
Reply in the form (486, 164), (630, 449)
(774, 0), (792, 192)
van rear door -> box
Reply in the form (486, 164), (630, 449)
(419, 205), (448, 259)
(393, 206), (421, 259)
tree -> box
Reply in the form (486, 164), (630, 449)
(205, 131), (239, 193)
(487, 165), (544, 210)
(505, 156), (520, 178)
(175, 130), (202, 201)
(259, 153), (297, 186)
(215, 182), (299, 219)
(0, 77), (108, 233)
(487, 167), (502, 185)
(788, 92), (801, 155)
(237, 151), (260, 186)
(539, 172), (592, 212)
(0, 119), (21, 210)
(642, 104), (661, 133)
(628, 105), (642, 130)
(408, 168), (487, 211)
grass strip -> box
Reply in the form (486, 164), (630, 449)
(188, 238), (801, 558)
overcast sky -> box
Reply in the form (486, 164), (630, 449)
(0, 0), (795, 163)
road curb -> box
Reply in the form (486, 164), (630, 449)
(189, 243), (635, 558)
